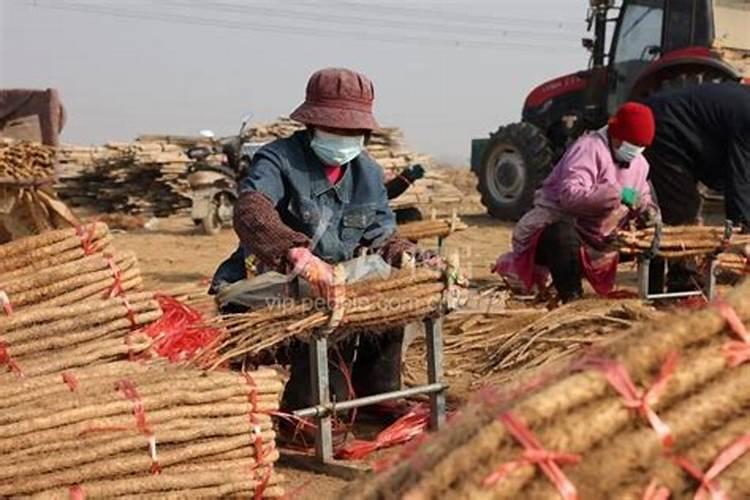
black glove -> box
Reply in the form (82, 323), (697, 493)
(405, 164), (426, 182)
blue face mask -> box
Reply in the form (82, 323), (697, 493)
(310, 130), (364, 166)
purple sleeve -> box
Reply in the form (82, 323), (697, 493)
(556, 141), (620, 217)
(233, 191), (311, 268)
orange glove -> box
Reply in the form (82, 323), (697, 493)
(287, 247), (334, 298)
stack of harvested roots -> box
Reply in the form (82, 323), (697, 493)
(397, 217), (467, 242)
(718, 252), (749, 275)
(0, 293), (161, 381)
(404, 298), (660, 396)
(0, 361), (285, 498)
(0, 249), (143, 312)
(0, 222), (111, 276)
(0, 140), (56, 182)
(348, 279), (750, 499)
(194, 268), (445, 369)
(0, 141), (77, 241)
(618, 225), (750, 257)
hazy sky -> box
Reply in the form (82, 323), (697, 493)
(1, 0), (590, 162)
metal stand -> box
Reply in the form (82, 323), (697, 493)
(636, 256), (718, 300)
(286, 315), (447, 477)
(636, 222), (721, 301)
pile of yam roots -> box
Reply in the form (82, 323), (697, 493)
(0, 361), (284, 498)
(0, 140), (56, 182)
(0, 224), (287, 497)
(346, 279), (750, 499)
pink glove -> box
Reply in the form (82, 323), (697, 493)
(287, 247), (333, 298)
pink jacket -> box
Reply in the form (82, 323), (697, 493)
(541, 128), (654, 242)
(495, 129), (655, 293)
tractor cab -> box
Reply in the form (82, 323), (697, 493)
(473, 0), (750, 220)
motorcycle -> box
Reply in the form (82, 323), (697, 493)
(187, 115), (265, 235)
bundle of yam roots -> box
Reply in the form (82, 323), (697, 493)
(0, 224), (287, 497)
(0, 223), (142, 313)
(396, 216), (468, 242)
(618, 225), (750, 258)
(0, 139), (56, 181)
(194, 267), (446, 369)
(0, 361), (284, 498)
(0, 139), (77, 241)
(347, 279), (750, 499)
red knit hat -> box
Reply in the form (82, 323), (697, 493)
(608, 102), (655, 147)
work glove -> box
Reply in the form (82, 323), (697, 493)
(620, 187), (641, 209)
(287, 247), (334, 299)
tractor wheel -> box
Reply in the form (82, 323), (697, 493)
(477, 122), (553, 221)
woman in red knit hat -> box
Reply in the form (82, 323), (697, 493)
(494, 102), (660, 302)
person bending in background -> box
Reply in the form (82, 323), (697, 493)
(494, 102), (659, 302)
(641, 82), (750, 291)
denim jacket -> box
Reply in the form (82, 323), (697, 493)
(239, 130), (397, 263)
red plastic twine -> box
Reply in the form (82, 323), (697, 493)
(115, 379), (160, 474)
(581, 353), (678, 450)
(75, 223), (98, 256)
(0, 290), (12, 315)
(0, 340), (23, 378)
(62, 372), (79, 392)
(336, 404), (430, 461)
(105, 254), (125, 299)
(68, 484), (85, 500)
(483, 412), (581, 500)
(244, 373), (270, 500)
(673, 433), (750, 500)
(712, 300), (750, 367)
(142, 295), (224, 363)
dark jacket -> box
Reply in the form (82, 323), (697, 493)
(643, 82), (750, 224)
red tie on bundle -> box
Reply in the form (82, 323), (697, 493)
(483, 412), (581, 500)
(672, 433), (750, 500)
(712, 300), (750, 367)
(581, 353), (678, 450)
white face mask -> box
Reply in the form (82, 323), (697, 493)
(310, 129), (365, 166)
(614, 140), (646, 164)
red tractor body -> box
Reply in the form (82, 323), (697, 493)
(473, 0), (750, 220)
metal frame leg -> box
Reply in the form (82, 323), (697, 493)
(309, 333), (333, 462)
(425, 317), (446, 430)
(705, 257), (718, 301)
(437, 236), (445, 257)
(637, 257), (650, 300)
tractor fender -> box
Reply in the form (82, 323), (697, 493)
(630, 47), (742, 98)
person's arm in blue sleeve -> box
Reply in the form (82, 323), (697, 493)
(234, 151), (310, 267)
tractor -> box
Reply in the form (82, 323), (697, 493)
(471, 0), (750, 220)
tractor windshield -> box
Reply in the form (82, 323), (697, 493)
(609, 0), (665, 112)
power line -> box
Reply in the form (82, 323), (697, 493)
(176, 0), (581, 41)
(27, 0), (582, 53)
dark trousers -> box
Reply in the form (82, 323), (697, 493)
(535, 221), (583, 302)
(646, 153), (703, 292)
(281, 329), (404, 411)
